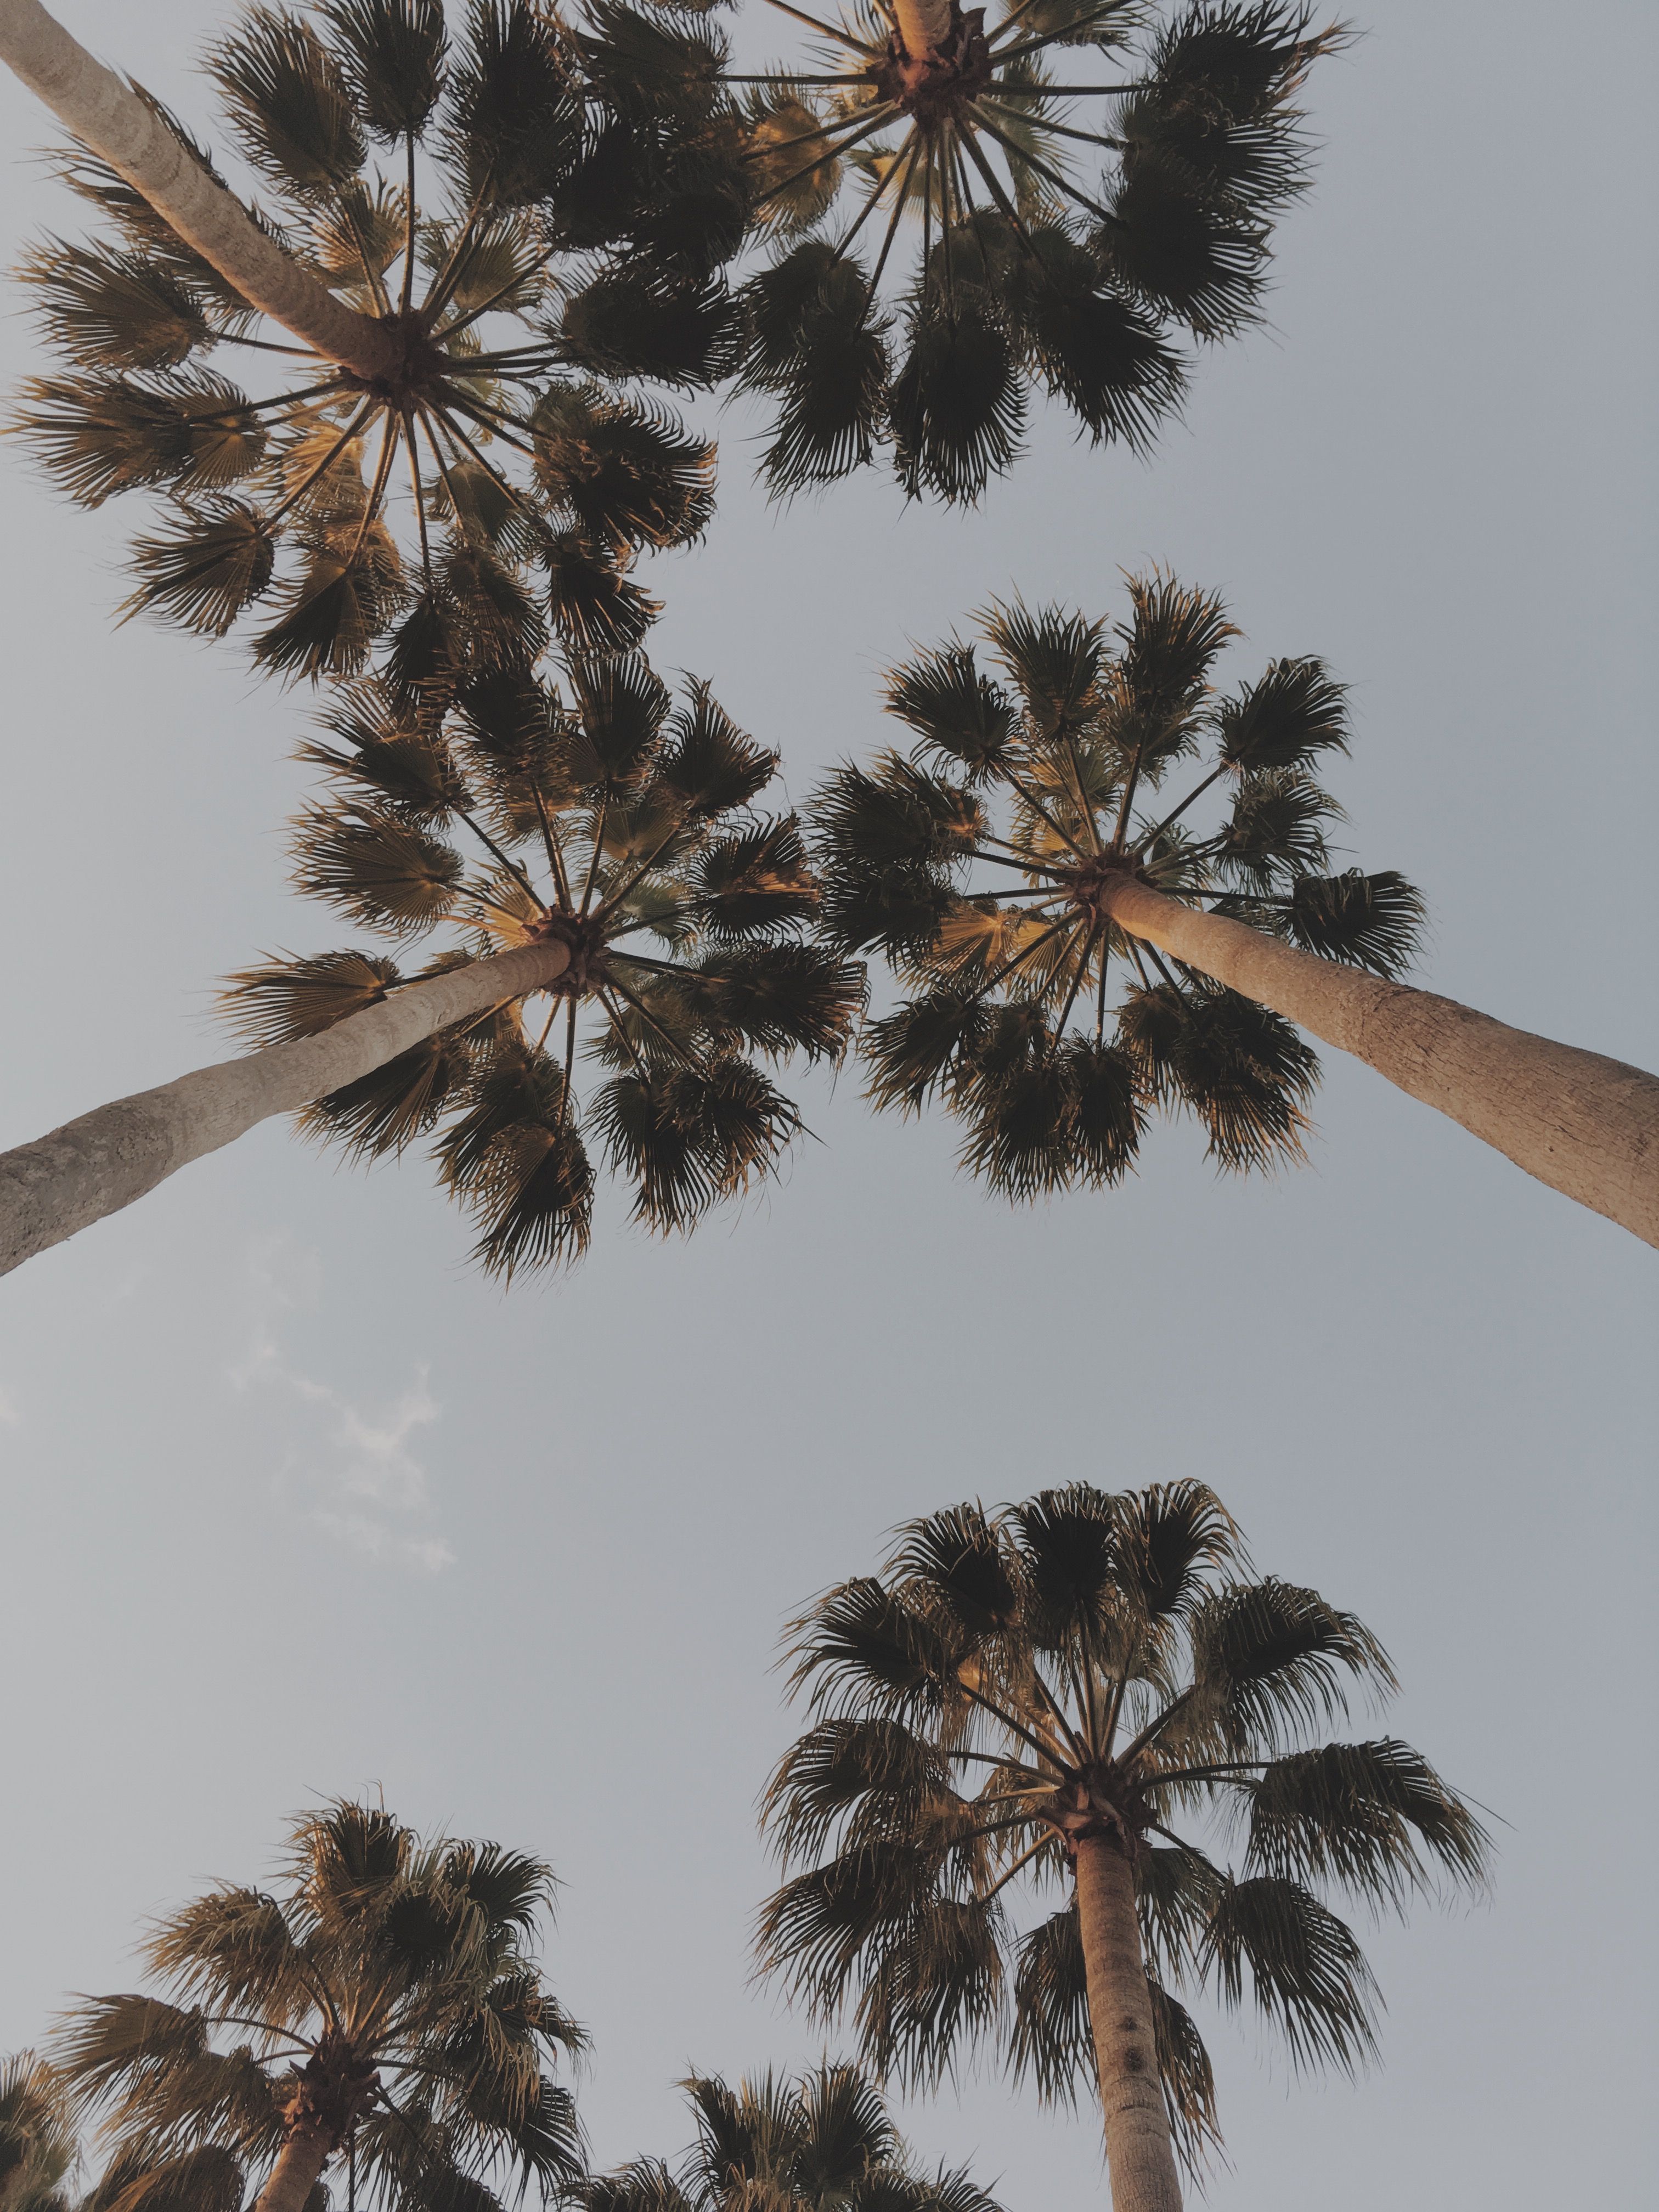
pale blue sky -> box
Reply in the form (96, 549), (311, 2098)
(0, 3), (1655, 2207)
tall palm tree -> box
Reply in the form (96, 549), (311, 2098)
(0, 651), (860, 1278)
(0, 2057), (74, 2212)
(579, 2061), (1004, 2212)
(704, 0), (1342, 496)
(757, 1482), (1491, 2212)
(49, 1801), (585, 2212)
(807, 577), (1659, 1244)
(4, 0), (744, 675)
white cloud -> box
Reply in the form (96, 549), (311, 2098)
(230, 1235), (455, 1575)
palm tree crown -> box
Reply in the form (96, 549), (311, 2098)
(710, 0), (1344, 497)
(221, 651), (861, 1273)
(13, 0), (743, 678)
(51, 1802), (585, 2212)
(0, 2056), (75, 2212)
(809, 574), (1425, 1195)
(758, 1483), (1488, 2193)
(580, 2061), (1004, 2212)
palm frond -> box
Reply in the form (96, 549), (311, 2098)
(218, 947), (399, 1048)
(1200, 1875), (1379, 2074)
(1280, 870), (1425, 978)
(121, 501), (276, 635)
(1241, 1739), (1492, 1908)
(1184, 1578), (1396, 1756)
(1117, 979), (1318, 1172)
(890, 295), (1026, 506)
(320, 0), (449, 141)
(290, 800), (462, 934)
(1215, 654), (1348, 770)
(211, 7), (367, 199)
(531, 383), (715, 556)
(19, 239), (215, 372)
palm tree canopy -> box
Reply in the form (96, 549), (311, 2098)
(0, 2056), (75, 2212)
(578, 2060), (1006, 2212)
(807, 573), (1425, 1194)
(609, 0), (1345, 498)
(12, 0), (747, 678)
(218, 651), (862, 1274)
(50, 1802), (585, 2212)
(757, 1482), (1489, 2175)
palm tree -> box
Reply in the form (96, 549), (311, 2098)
(807, 576), (1659, 1244)
(698, 0), (1343, 497)
(49, 1801), (585, 2212)
(3, 0), (743, 675)
(579, 2061), (1003, 2212)
(0, 651), (860, 1278)
(757, 1482), (1491, 2212)
(0, 2057), (74, 2212)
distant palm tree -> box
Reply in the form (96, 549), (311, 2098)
(808, 577), (1659, 1243)
(50, 1801), (585, 2212)
(0, 2057), (74, 2212)
(710, 0), (1343, 497)
(580, 2061), (1003, 2212)
(2, 0), (743, 675)
(758, 1482), (1490, 2211)
(0, 650), (859, 1278)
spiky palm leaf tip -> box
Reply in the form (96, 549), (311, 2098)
(12, 1), (749, 679)
(221, 651), (863, 1276)
(809, 570), (1426, 1194)
(577, 2061), (1007, 2212)
(630, 0), (1346, 498)
(48, 1802), (584, 2212)
(758, 1481), (1491, 2179)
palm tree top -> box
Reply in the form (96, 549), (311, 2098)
(51, 1800), (585, 2212)
(758, 1481), (1489, 2175)
(706, 0), (1347, 497)
(0, 2055), (75, 2212)
(13, 0), (743, 678)
(220, 649), (862, 1273)
(808, 573), (1426, 1194)
(579, 2059), (1006, 2212)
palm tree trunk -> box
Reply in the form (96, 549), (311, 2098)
(0, 0), (399, 379)
(253, 2130), (332, 2212)
(891, 0), (952, 59)
(0, 939), (570, 1278)
(1073, 1835), (1182, 2212)
(1098, 873), (1659, 1247)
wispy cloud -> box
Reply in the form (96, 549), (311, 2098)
(230, 1236), (455, 1575)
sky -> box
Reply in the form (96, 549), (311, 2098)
(0, 3), (1655, 2207)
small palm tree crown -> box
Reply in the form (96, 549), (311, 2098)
(0, 2056), (75, 2212)
(14, 0), (746, 678)
(706, 0), (1344, 497)
(222, 652), (861, 1273)
(809, 574), (1427, 1194)
(758, 1483), (1489, 2175)
(579, 2062), (1005, 2212)
(50, 1803), (584, 2212)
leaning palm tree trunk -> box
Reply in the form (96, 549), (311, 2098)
(1074, 1835), (1183, 2212)
(0, 0), (397, 378)
(1098, 874), (1659, 1247)
(0, 940), (570, 1276)
(254, 2132), (334, 2212)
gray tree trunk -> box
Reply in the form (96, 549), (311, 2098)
(0, 0), (399, 377)
(0, 940), (570, 1277)
(1098, 874), (1659, 1247)
(252, 2130), (332, 2212)
(1073, 1835), (1183, 2212)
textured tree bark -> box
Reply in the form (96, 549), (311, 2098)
(1074, 1837), (1183, 2212)
(0, 940), (570, 1277)
(0, 0), (399, 378)
(1098, 873), (1659, 1248)
(891, 0), (955, 59)
(252, 2129), (332, 2212)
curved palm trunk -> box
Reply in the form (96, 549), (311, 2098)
(0, 0), (399, 379)
(1074, 1835), (1182, 2212)
(0, 939), (570, 1277)
(1098, 874), (1659, 1247)
(253, 2130), (332, 2212)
